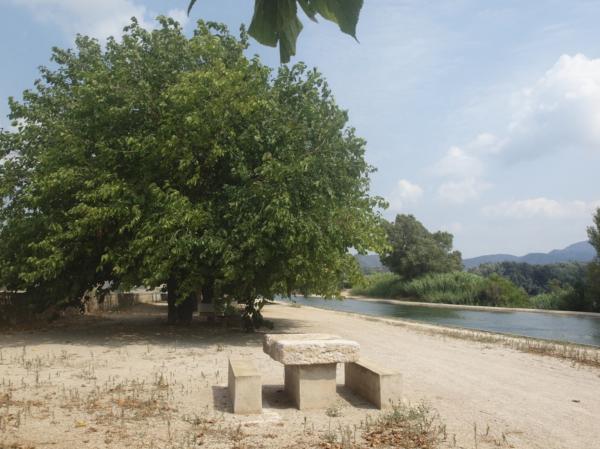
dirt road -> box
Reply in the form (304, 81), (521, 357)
(0, 301), (598, 449)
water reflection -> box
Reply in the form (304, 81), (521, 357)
(281, 296), (600, 347)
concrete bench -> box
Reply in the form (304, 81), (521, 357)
(263, 333), (360, 410)
(228, 358), (262, 414)
(345, 359), (402, 409)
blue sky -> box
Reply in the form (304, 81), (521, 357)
(1, 0), (599, 257)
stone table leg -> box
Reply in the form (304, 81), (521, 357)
(284, 363), (337, 410)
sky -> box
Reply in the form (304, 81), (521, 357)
(1, 0), (599, 258)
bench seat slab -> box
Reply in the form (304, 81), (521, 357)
(263, 333), (360, 365)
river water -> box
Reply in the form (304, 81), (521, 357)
(281, 295), (600, 347)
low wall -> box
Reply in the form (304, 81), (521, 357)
(0, 292), (30, 325)
(0, 290), (166, 325)
(85, 291), (165, 312)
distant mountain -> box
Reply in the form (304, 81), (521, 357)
(463, 241), (596, 269)
(355, 254), (387, 273)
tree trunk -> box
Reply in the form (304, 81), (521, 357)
(167, 276), (195, 325)
(201, 278), (215, 323)
(201, 278), (214, 304)
(176, 294), (196, 324)
(167, 276), (178, 325)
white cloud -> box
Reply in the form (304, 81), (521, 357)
(11, 0), (153, 40)
(434, 145), (484, 178)
(433, 53), (600, 205)
(467, 54), (600, 163)
(440, 221), (463, 234)
(482, 198), (600, 219)
(438, 178), (491, 204)
(502, 54), (600, 160)
(389, 179), (423, 211)
(465, 133), (504, 154)
(433, 138), (493, 204)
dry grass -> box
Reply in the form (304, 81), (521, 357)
(319, 402), (447, 449)
(363, 402), (447, 449)
(430, 327), (600, 368)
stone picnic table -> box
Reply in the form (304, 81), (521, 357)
(263, 333), (360, 410)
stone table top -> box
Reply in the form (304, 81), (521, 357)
(263, 333), (360, 365)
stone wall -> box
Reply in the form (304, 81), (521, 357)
(85, 291), (165, 312)
(0, 290), (165, 325)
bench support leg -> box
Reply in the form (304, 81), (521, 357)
(345, 362), (402, 409)
(228, 360), (262, 414)
(284, 363), (337, 410)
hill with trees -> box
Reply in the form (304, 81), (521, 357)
(463, 241), (595, 269)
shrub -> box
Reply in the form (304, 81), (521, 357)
(401, 272), (487, 305)
(476, 274), (529, 307)
(351, 272), (404, 298)
(530, 282), (594, 312)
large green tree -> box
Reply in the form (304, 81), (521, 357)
(381, 214), (462, 280)
(187, 0), (363, 63)
(0, 18), (385, 325)
(588, 208), (600, 258)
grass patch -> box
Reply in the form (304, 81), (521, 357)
(351, 272), (529, 308)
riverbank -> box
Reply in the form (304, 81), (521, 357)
(264, 302), (600, 448)
(341, 290), (600, 318)
(1, 302), (599, 449)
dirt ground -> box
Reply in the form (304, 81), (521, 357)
(0, 301), (599, 449)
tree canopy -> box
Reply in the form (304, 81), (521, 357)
(381, 214), (462, 280)
(187, 0), (364, 63)
(588, 208), (600, 259)
(0, 17), (385, 325)
(586, 208), (600, 308)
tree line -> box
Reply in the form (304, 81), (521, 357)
(355, 212), (600, 312)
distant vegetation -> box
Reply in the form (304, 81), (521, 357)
(351, 211), (600, 313)
(469, 261), (587, 295)
(351, 272), (529, 308)
(380, 214), (462, 280)
(350, 270), (599, 311)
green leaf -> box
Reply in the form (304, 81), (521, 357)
(187, 0), (198, 16)
(248, 0), (280, 48)
(249, 0), (303, 63)
(309, 0), (363, 39)
(298, 0), (318, 22)
(188, 0), (363, 63)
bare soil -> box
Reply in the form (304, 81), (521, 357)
(0, 301), (598, 449)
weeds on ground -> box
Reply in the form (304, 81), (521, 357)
(364, 401), (446, 448)
(320, 401), (446, 449)
(325, 402), (344, 418)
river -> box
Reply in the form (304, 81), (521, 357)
(280, 295), (600, 347)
